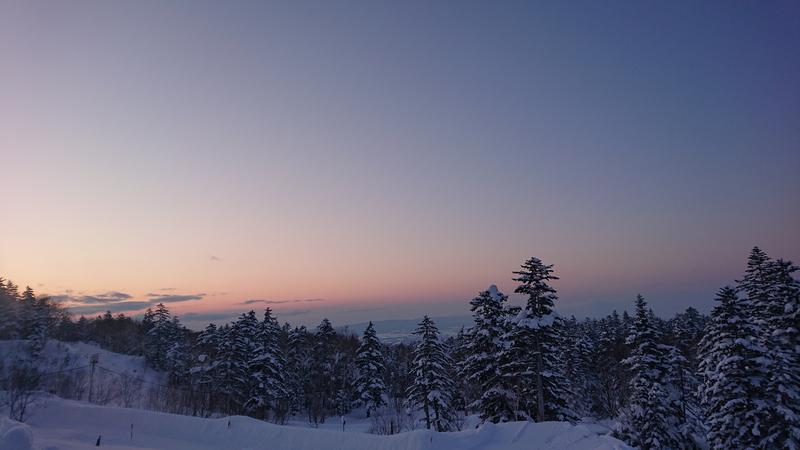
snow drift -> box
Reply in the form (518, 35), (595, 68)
(24, 398), (632, 450)
(0, 418), (34, 450)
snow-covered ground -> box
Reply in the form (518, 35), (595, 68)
(5, 397), (631, 450)
(0, 417), (34, 450)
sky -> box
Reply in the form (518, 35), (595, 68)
(1, 1), (798, 330)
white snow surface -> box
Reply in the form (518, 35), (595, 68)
(0, 418), (34, 450)
(513, 309), (559, 329)
(19, 397), (632, 450)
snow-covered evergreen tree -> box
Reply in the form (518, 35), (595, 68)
(246, 309), (288, 422)
(590, 310), (628, 418)
(144, 303), (176, 370)
(735, 248), (800, 449)
(763, 258), (800, 448)
(191, 322), (221, 411)
(208, 315), (253, 414)
(18, 286), (38, 340)
(0, 278), (19, 339)
(142, 307), (155, 333)
(499, 257), (575, 422)
(663, 341), (705, 448)
(616, 295), (681, 450)
(286, 326), (312, 417)
(165, 316), (191, 383)
(462, 285), (516, 423)
(449, 327), (474, 416)
(354, 322), (386, 416)
(407, 316), (456, 431)
(307, 318), (337, 424)
(228, 311), (259, 413)
(698, 286), (773, 450)
(214, 324), (242, 413)
(562, 316), (593, 417)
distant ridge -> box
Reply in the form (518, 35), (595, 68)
(340, 315), (472, 343)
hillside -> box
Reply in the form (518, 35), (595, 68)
(0, 340), (164, 410)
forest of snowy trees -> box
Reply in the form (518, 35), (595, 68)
(1, 246), (798, 450)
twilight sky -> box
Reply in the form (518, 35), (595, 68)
(1, 1), (798, 329)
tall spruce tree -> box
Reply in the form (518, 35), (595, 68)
(737, 248), (800, 449)
(231, 311), (260, 413)
(354, 322), (387, 417)
(699, 286), (772, 450)
(462, 285), (516, 423)
(562, 316), (593, 417)
(307, 318), (337, 424)
(0, 278), (19, 339)
(164, 316), (190, 383)
(193, 323), (221, 410)
(29, 294), (52, 355)
(763, 258), (800, 448)
(663, 342), (705, 448)
(214, 323), (248, 413)
(20, 286), (37, 339)
(591, 310), (628, 418)
(407, 316), (455, 431)
(286, 326), (312, 417)
(144, 303), (175, 370)
(666, 308), (707, 448)
(616, 295), (681, 450)
(449, 328), (473, 417)
(247, 309), (288, 421)
(499, 257), (574, 422)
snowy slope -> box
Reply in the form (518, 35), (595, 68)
(0, 340), (162, 383)
(0, 340), (165, 409)
(18, 397), (632, 450)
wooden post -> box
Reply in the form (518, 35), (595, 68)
(88, 354), (99, 403)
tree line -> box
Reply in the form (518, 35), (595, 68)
(0, 246), (797, 449)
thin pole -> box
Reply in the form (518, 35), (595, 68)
(88, 354), (99, 403)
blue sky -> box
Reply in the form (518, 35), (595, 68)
(1, 1), (798, 328)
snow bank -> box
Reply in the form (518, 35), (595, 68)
(24, 397), (632, 450)
(0, 418), (34, 450)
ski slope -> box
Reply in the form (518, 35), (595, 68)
(10, 397), (631, 450)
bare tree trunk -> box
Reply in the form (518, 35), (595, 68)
(536, 340), (544, 422)
(423, 398), (431, 429)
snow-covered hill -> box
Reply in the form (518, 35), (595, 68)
(10, 397), (631, 450)
(0, 340), (162, 384)
(0, 340), (165, 410)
